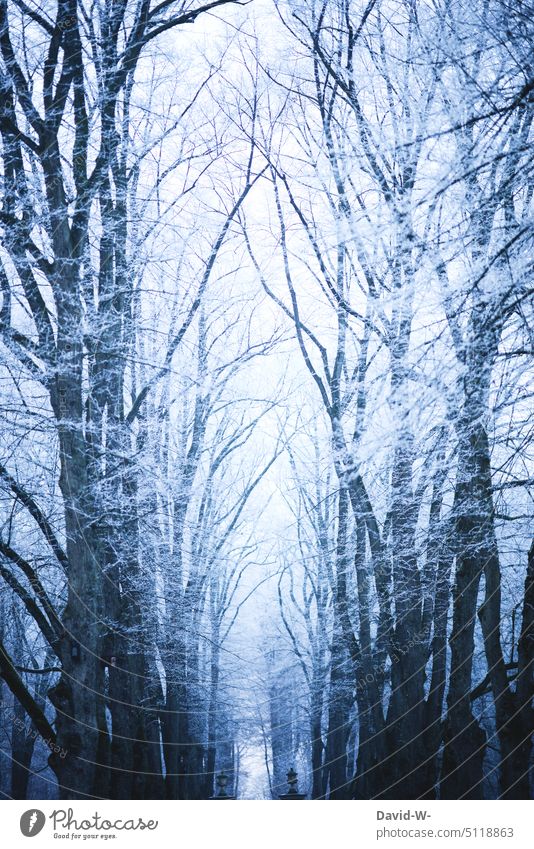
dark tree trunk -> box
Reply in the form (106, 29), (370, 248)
(205, 639), (220, 799)
(441, 413), (489, 799)
(10, 699), (35, 799)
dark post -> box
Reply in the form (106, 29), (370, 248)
(210, 770), (236, 799)
(279, 767), (306, 799)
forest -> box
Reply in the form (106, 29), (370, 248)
(0, 0), (532, 800)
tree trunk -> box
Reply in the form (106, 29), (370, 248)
(441, 420), (488, 799)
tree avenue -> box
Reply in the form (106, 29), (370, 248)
(0, 0), (532, 800)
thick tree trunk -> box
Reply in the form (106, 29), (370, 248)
(310, 677), (325, 799)
(421, 467), (452, 799)
(483, 539), (534, 799)
(48, 402), (102, 797)
(323, 625), (351, 799)
(10, 699), (35, 799)
(421, 545), (452, 798)
(473, 447), (533, 798)
(508, 540), (534, 799)
(441, 416), (488, 799)
(162, 643), (188, 800)
(205, 635), (220, 799)
(322, 487), (355, 799)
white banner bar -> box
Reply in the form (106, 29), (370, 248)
(2, 800), (533, 849)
